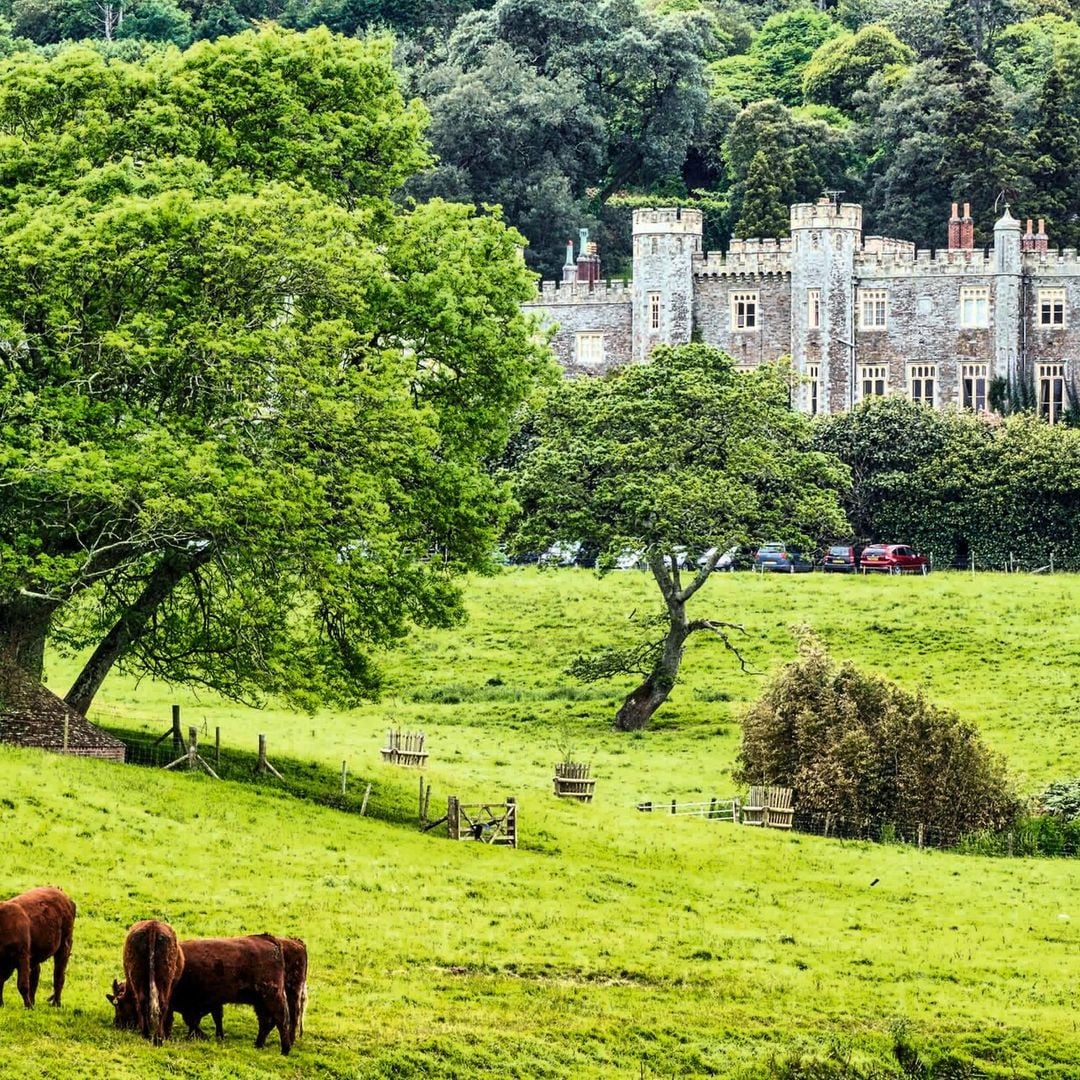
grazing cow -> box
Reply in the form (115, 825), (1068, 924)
(165, 934), (293, 1055)
(0, 886), (76, 1009)
(280, 937), (308, 1044)
(108, 920), (184, 1046)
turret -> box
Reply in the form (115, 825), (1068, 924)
(790, 197), (863, 413)
(631, 208), (703, 362)
(994, 205), (1022, 385)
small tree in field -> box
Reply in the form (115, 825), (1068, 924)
(510, 345), (849, 731)
(735, 631), (1020, 843)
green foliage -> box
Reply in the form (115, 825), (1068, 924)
(802, 23), (914, 113)
(0, 27), (552, 711)
(736, 630), (1021, 843)
(1039, 778), (1080, 820)
(750, 6), (841, 105)
(734, 147), (793, 237)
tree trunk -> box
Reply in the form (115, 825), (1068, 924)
(614, 618), (689, 731)
(65, 549), (210, 717)
(0, 598), (57, 683)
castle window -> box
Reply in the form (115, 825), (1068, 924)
(858, 289), (888, 331)
(807, 363), (820, 415)
(808, 290), (821, 330)
(961, 363), (988, 411)
(959, 286), (990, 328)
(649, 292), (661, 331)
(1039, 288), (1066, 327)
(858, 364), (888, 400)
(731, 291), (758, 331)
(907, 362), (936, 407)
(575, 332), (605, 366)
(1038, 362), (1067, 424)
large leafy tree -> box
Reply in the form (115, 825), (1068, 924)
(510, 345), (848, 731)
(0, 28), (552, 718)
(802, 24), (914, 114)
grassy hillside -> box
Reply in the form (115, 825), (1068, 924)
(3, 569), (1080, 1078)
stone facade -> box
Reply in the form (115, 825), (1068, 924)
(521, 198), (1080, 420)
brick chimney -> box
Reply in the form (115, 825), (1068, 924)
(1035, 218), (1049, 254)
(948, 202), (961, 249)
(562, 239), (577, 283)
(576, 240), (600, 285)
(1021, 219), (1035, 253)
(959, 202), (974, 249)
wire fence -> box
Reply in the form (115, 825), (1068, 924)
(637, 795), (1080, 859)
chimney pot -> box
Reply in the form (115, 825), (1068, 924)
(963, 202), (971, 218)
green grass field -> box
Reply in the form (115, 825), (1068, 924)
(2, 569), (1080, 1078)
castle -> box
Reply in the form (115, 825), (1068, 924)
(521, 198), (1077, 421)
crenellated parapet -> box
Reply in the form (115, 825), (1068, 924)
(527, 280), (633, 305)
(854, 248), (994, 278)
(693, 239), (792, 278)
(790, 199), (862, 232)
(1023, 249), (1080, 277)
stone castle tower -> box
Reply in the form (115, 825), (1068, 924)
(631, 208), (702, 362)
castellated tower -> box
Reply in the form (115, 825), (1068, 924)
(790, 199), (862, 413)
(632, 208), (703, 363)
(993, 206), (1022, 386)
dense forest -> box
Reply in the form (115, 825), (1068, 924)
(0, 0), (1076, 276)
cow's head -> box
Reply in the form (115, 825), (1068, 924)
(106, 979), (138, 1030)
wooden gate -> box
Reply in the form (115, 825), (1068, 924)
(447, 796), (517, 847)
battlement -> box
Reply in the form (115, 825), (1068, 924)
(790, 199), (862, 232)
(853, 247), (995, 279)
(863, 236), (915, 256)
(528, 280), (634, 304)
(693, 241), (792, 277)
(632, 207), (704, 236)
(1023, 248), (1080, 277)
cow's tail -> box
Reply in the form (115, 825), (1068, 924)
(147, 925), (161, 1040)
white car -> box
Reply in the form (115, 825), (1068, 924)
(698, 545), (740, 571)
(539, 541), (582, 567)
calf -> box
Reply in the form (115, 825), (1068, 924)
(166, 934), (293, 1055)
(108, 919), (184, 1046)
(0, 886), (76, 1008)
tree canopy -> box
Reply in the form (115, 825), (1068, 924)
(509, 344), (848, 729)
(0, 27), (552, 716)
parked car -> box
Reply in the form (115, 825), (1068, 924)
(538, 541), (582, 567)
(699, 544), (755, 572)
(613, 548), (645, 570)
(859, 544), (930, 575)
(752, 543), (814, 573)
(822, 543), (863, 573)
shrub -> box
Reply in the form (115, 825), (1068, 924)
(735, 630), (1020, 845)
(1038, 777), (1080, 821)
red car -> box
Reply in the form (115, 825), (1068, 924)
(859, 544), (930, 575)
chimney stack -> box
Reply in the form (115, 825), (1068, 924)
(959, 202), (974, 249)
(948, 202), (962, 249)
(577, 240), (600, 285)
(1035, 218), (1049, 255)
(1021, 219), (1035, 253)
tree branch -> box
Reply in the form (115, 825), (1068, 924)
(687, 618), (756, 673)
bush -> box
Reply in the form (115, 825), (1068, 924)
(735, 630), (1020, 845)
(1038, 777), (1080, 820)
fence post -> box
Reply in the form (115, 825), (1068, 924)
(448, 796), (460, 840)
(172, 705), (183, 756)
(1050, 551), (1055, 574)
(188, 726), (198, 770)
(506, 796), (517, 848)
(341, 760), (348, 796)
(256, 734), (268, 773)
(917, 823), (924, 849)
(360, 783), (371, 817)
(708, 797), (716, 819)
(824, 812), (831, 838)
(671, 799), (676, 815)
(215, 726), (221, 767)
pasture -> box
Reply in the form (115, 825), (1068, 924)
(2, 569), (1080, 1078)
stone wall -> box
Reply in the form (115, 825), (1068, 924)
(692, 275), (792, 368)
(522, 282), (633, 375)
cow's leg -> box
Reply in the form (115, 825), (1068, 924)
(182, 1011), (208, 1039)
(211, 1006), (224, 1040)
(17, 955), (32, 1008)
(28, 960), (41, 1007)
(49, 929), (73, 1005)
(163, 1007), (175, 1040)
(267, 991), (291, 1056)
(254, 1005), (272, 1049)
(0, 962), (11, 1006)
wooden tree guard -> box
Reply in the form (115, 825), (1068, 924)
(447, 796), (517, 847)
(381, 729), (428, 767)
(163, 725), (220, 779)
(741, 785), (793, 829)
(553, 761), (595, 801)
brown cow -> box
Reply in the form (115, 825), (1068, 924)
(164, 934), (293, 1055)
(108, 919), (184, 1046)
(280, 937), (308, 1044)
(0, 886), (76, 1008)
